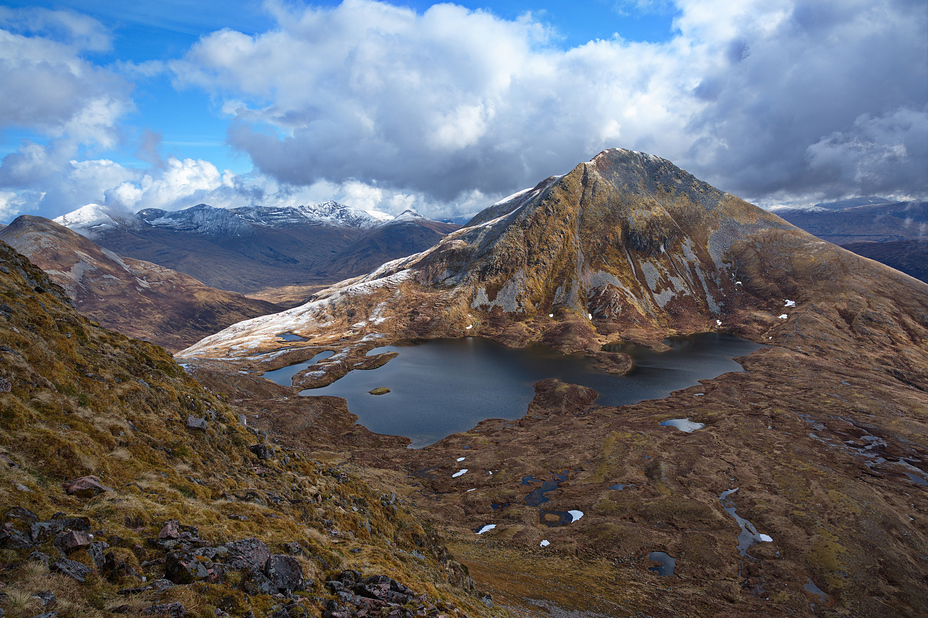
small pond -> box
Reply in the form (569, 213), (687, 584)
(293, 333), (760, 448)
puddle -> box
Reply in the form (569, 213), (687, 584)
(904, 472), (928, 486)
(610, 483), (632, 490)
(539, 510), (583, 527)
(719, 488), (773, 558)
(522, 471), (568, 507)
(276, 332), (308, 342)
(659, 418), (705, 433)
(804, 577), (830, 610)
(647, 551), (675, 576)
(262, 350), (335, 386)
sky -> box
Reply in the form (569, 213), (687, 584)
(0, 0), (925, 223)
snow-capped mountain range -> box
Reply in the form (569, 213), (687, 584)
(51, 201), (459, 304)
(55, 201), (398, 239)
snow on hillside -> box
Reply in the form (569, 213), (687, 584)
(57, 200), (397, 237)
(53, 204), (133, 237)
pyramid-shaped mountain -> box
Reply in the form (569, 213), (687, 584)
(178, 148), (927, 369)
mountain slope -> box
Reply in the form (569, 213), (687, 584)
(177, 148), (842, 359)
(843, 238), (928, 284)
(175, 148), (928, 616)
(0, 240), (495, 617)
(0, 216), (283, 353)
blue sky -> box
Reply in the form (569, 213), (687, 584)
(1, 0), (925, 222)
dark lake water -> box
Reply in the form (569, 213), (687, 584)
(282, 334), (760, 448)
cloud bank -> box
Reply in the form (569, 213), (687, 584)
(0, 0), (925, 222)
(169, 0), (926, 209)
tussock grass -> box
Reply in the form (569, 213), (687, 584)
(0, 241), (496, 617)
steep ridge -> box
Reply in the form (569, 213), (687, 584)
(0, 216), (282, 353)
(0, 241), (495, 617)
(176, 149), (928, 616)
(57, 203), (459, 306)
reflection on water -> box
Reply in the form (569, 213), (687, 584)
(648, 551), (676, 576)
(296, 334), (760, 448)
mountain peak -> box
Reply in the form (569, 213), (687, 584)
(52, 203), (135, 238)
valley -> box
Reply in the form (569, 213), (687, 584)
(2, 148), (926, 617)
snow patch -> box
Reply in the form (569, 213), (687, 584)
(475, 524), (496, 535)
(452, 469), (468, 478)
(568, 510), (584, 523)
(539, 540), (550, 547)
(778, 314), (788, 319)
(784, 299), (795, 307)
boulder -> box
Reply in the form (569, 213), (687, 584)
(54, 530), (93, 554)
(222, 538), (271, 571)
(264, 554), (304, 594)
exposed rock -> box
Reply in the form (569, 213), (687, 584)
(30, 517), (90, 544)
(186, 416), (208, 431)
(28, 551), (50, 566)
(158, 520), (180, 540)
(165, 550), (221, 584)
(3, 506), (38, 522)
(52, 557), (93, 582)
(143, 602), (186, 617)
(0, 522), (32, 549)
(88, 541), (109, 569)
(62, 476), (113, 498)
(54, 529), (93, 554)
(222, 538), (271, 571)
(33, 590), (56, 606)
(249, 444), (275, 460)
(242, 567), (277, 596)
(263, 554), (304, 594)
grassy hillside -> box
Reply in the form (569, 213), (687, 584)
(0, 240), (496, 618)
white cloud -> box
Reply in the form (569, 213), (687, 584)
(0, 7), (132, 216)
(169, 0), (925, 209)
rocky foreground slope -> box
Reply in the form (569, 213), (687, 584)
(0, 216), (282, 353)
(0, 241), (498, 617)
(177, 149), (928, 616)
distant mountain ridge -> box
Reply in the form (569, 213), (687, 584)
(54, 202), (459, 305)
(56, 200), (392, 239)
